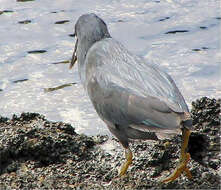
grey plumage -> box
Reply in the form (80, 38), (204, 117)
(71, 13), (192, 149)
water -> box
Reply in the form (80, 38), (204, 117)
(0, 0), (220, 135)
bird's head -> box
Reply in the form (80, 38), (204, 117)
(70, 13), (111, 69)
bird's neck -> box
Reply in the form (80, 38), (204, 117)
(76, 38), (94, 85)
(77, 35), (110, 85)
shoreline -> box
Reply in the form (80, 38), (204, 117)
(0, 97), (220, 189)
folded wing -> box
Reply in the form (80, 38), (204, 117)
(85, 38), (189, 133)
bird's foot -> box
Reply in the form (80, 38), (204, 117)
(119, 148), (133, 176)
(162, 152), (192, 183)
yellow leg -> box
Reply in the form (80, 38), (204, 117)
(162, 128), (192, 183)
(119, 148), (133, 176)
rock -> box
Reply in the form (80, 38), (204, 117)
(0, 97), (220, 189)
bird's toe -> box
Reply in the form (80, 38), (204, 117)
(162, 152), (192, 183)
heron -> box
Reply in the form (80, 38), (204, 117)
(69, 13), (192, 183)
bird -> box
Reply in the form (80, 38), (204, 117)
(69, 13), (192, 183)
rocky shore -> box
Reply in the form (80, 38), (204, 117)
(0, 97), (220, 189)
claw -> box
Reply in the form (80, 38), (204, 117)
(162, 153), (192, 183)
(162, 128), (192, 183)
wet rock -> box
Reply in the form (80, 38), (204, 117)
(69, 33), (75, 37)
(0, 10), (14, 15)
(0, 97), (220, 189)
(158, 16), (170, 22)
(199, 26), (207, 30)
(192, 48), (201, 52)
(117, 19), (125, 22)
(27, 50), (47, 54)
(0, 116), (8, 122)
(165, 30), (189, 34)
(54, 20), (70, 24)
(12, 79), (28, 83)
(18, 20), (31, 24)
(192, 47), (209, 52)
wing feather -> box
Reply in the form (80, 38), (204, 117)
(85, 38), (188, 113)
(85, 38), (188, 131)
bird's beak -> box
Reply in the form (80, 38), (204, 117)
(69, 34), (78, 69)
